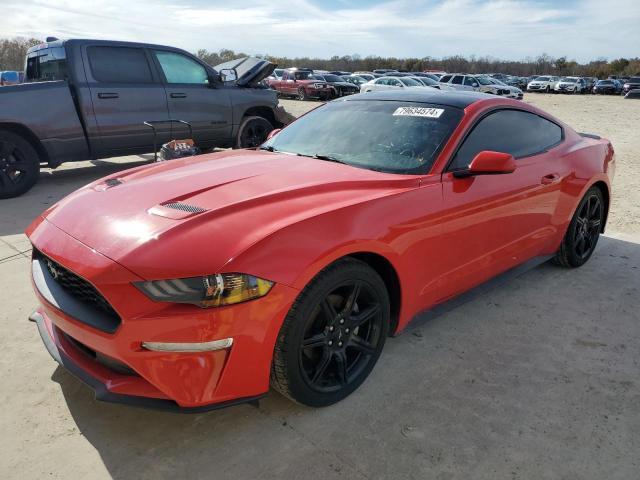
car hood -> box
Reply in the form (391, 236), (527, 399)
(213, 57), (276, 87)
(330, 81), (359, 88)
(41, 151), (418, 279)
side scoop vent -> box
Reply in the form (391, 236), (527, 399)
(163, 202), (207, 214)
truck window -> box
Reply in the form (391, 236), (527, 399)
(153, 51), (208, 84)
(88, 46), (153, 83)
(25, 47), (67, 82)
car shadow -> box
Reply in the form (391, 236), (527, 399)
(49, 234), (640, 479)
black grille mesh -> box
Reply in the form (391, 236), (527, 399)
(36, 250), (120, 323)
(163, 202), (206, 214)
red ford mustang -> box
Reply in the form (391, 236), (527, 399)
(27, 91), (615, 411)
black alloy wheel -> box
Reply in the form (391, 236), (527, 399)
(0, 131), (40, 199)
(271, 258), (390, 406)
(554, 187), (605, 267)
(236, 116), (273, 149)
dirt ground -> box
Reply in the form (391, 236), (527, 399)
(0, 94), (638, 479)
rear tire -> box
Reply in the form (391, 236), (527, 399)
(271, 258), (390, 407)
(236, 116), (273, 149)
(297, 87), (309, 101)
(0, 130), (41, 199)
(554, 187), (605, 268)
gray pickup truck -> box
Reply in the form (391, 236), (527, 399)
(0, 38), (284, 198)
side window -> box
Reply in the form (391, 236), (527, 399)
(154, 51), (208, 84)
(88, 46), (153, 83)
(463, 76), (477, 86)
(282, 71), (290, 80)
(450, 109), (563, 170)
(377, 78), (388, 85)
(440, 74), (452, 83)
(451, 75), (463, 85)
(388, 79), (401, 86)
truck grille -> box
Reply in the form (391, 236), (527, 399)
(34, 250), (121, 328)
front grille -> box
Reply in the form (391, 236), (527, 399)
(162, 202), (206, 214)
(35, 250), (120, 325)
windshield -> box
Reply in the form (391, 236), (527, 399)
(294, 71), (313, 80)
(598, 80), (612, 85)
(536, 76), (550, 81)
(323, 74), (343, 82)
(399, 77), (422, 86)
(262, 100), (463, 174)
(561, 77), (578, 82)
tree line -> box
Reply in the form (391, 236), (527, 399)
(1, 37), (637, 79)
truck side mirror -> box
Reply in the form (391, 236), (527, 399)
(220, 69), (237, 82)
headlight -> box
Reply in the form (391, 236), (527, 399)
(134, 273), (274, 308)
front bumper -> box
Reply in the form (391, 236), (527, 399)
(27, 217), (300, 410)
(30, 310), (265, 412)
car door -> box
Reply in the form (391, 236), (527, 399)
(435, 108), (566, 302)
(83, 45), (171, 156)
(450, 75), (465, 90)
(152, 49), (232, 149)
(463, 76), (479, 91)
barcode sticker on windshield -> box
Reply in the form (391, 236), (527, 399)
(393, 107), (444, 118)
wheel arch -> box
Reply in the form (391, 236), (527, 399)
(346, 252), (402, 336)
(590, 180), (610, 233)
(0, 122), (50, 165)
(241, 106), (280, 128)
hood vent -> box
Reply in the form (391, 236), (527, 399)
(163, 202), (206, 214)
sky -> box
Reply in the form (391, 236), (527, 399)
(3, 0), (639, 62)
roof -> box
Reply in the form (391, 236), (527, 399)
(342, 90), (494, 108)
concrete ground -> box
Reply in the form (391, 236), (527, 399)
(1, 97), (639, 479)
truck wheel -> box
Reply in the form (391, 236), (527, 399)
(0, 131), (40, 199)
(297, 87), (309, 101)
(236, 116), (273, 149)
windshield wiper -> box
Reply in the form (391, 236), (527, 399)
(297, 153), (348, 165)
(259, 145), (277, 152)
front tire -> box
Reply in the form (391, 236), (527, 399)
(236, 116), (273, 149)
(0, 130), (41, 199)
(297, 87), (309, 101)
(554, 187), (605, 268)
(271, 258), (390, 407)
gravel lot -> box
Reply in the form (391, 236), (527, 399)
(0, 94), (638, 479)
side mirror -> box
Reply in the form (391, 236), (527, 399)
(453, 151), (516, 178)
(472, 82), (479, 87)
(219, 69), (237, 82)
(266, 128), (282, 141)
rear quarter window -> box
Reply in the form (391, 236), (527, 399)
(450, 109), (563, 170)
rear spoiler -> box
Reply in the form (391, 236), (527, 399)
(579, 132), (601, 140)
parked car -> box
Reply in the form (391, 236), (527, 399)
(581, 77), (597, 92)
(372, 69), (398, 75)
(480, 76), (524, 99)
(341, 75), (369, 88)
(621, 76), (640, 96)
(624, 89), (640, 99)
(360, 76), (429, 93)
(554, 76), (586, 94)
(527, 76), (560, 93)
(329, 71), (351, 76)
(352, 72), (375, 81)
(593, 79), (622, 95)
(311, 73), (360, 97)
(0, 71), (22, 86)
(408, 76), (454, 90)
(439, 74), (515, 96)
(268, 67), (333, 101)
(410, 72), (441, 82)
(27, 89), (614, 411)
(0, 38), (283, 199)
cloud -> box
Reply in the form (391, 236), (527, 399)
(2, 0), (639, 61)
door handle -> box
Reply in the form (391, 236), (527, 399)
(541, 173), (560, 185)
(97, 92), (119, 99)
(170, 93), (187, 98)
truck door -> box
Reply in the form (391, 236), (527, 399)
(151, 50), (232, 149)
(83, 45), (171, 157)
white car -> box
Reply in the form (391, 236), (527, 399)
(408, 76), (455, 91)
(554, 76), (586, 94)
(481, 76), (524, 99)
(360, 76), (434, 93)
(527, 75), (559, 93)
(438, 74), (516, 97)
